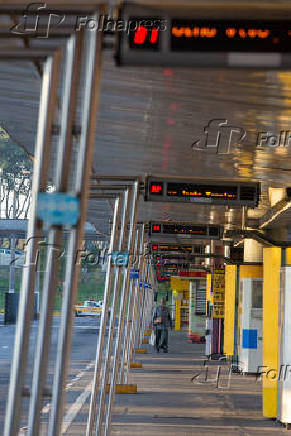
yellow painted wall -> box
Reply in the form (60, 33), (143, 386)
(239, 264), (262, 279)
(171, 277), (189, 293)
(171, 278), (189, 331)
(262, 247), (281, 418)
(224, 265), (237, 356)
(286, 248), (291, 265)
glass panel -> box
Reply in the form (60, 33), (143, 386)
(252, 279), (263, 308)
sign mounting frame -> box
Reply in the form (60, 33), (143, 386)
(116, 3), (291, 68)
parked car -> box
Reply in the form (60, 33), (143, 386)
(75, 300), (102, 317)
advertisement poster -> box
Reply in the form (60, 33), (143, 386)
(213, 269), (225, 318)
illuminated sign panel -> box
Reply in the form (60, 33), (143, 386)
(151, 244), (195, 253)
(156, 263), (190, 269)
(151, 224), (161, 233)
(149, 222), (222, 239)
(146, 177), (260, 207)
(167, 182), (237, 201)
(171, 20), (291, 53)
(163, 224), (207, 235)
(117, 4), (291, 67)
(150, 181), (164, 195)
(128, 18), (162, 50)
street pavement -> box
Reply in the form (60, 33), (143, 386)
(0, 314), (108, 434)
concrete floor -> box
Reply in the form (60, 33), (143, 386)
(10, 327), (286, 435)
(110, 331), (287, 436)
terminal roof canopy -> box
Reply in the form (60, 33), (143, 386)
(1, 2), (291, 235)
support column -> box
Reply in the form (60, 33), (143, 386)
(224, 265), (237, 357)
(205, 272), (212, 357)
(277, 250), (291, 425)
(262, 247), (281, 418)
(212, 243), (224, 357)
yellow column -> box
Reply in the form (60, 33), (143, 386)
(224, 265), (237, 356)
(171, 277), (189, 331)
(286, 248), (291, 265)
(206, 273), (212, 304)
(175, 298), (181, 331)
(262, 247), (281, 418)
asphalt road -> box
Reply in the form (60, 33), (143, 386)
(0, 314), (113, 434)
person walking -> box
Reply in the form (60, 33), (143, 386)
(153, 298), (172, 353)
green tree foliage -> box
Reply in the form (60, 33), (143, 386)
(0, 127), (32, 218)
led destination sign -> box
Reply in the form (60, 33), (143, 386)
(153, 254), (203, 261)
(171, 20), (291, 53)
(167, 182), (237, 201)
(146, 178), (260, 207)
(129, 20), (291, 53)
(151, 244), (201, 253)
(149, 222), (222, 239)
(156, 263), (190, 269)
(117, 4), (291, 67)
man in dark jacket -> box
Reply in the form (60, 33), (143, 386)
(153, 298), (172, 353)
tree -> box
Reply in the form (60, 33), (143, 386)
(0, 128), (32, 219)
(0, 127), (33, 293)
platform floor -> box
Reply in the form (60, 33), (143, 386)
(110, 330), (287, 436)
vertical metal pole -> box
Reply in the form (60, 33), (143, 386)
(133, 282), (141, 349)
(8, 190), (16, 293)
(149, 264), (155, 323)
(94, 262), (123, 435)
(34, 260), (40, 316)
(125, 228), (142, 382)
(120, 280), (134, 382)
(139, 258), (150, 346)
(118, 227), (139, 384)
(142, 287), (148, 336)
(104, 181), (139, 436)
(133, 229), (145, 350)
(4, 51), (61, 436)
(87, 188), (129, 436)
(131, 281), (140, 353)
(146, 264), (154, 328)
(147, 265), (153, 324)
(28, 33), (83, 436)
(48, 17), (104, 436)
(137, 261), (146, 348)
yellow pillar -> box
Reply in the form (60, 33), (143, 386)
(262, 247), (281, 418)
(175, 298), (181, 331)
(286, 248), (291, 265)
(206, 273), (212, 304)
(171, 277), (189, 331)
(224, 265), (237, 356)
